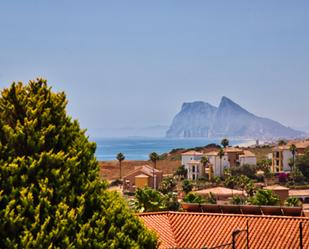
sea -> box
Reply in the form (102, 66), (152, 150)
(93, 137), (248, 161)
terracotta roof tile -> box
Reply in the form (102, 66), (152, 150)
(239, 150), (256, 157)
(138, 212), (309, 249)
(194, 187), (244, 197)
(123, 164), (161, 178)
(264, 185), (290, 191)
(182, 150), (203, 156)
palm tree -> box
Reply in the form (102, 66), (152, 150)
(221, 138), (229, 148)
(116, 152), (125, 179)
(200, 156), (209, 177)
(217, 148), (225, 177)
(290, 144), (297, 170)
(278, 139), (287, 146)
(149, 152), (159, 189)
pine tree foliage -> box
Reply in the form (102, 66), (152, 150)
(0, 79), (157, 248)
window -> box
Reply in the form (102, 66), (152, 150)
(192, 166), (195, 172)
(192, 174), (196, 180)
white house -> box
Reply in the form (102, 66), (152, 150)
(205, 151), (229, 177)
(181, 148), (257, 179)
(239, 150), (257, 166)
(181, 151), (203, 180)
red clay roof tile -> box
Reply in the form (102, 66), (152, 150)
(138, 211), (309, 249)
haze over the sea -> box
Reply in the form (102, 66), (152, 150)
(94, 137), (249, 161)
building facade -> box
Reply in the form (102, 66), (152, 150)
(181, 151), (204, 180)
(123, 165), (163, 191)
(271, 141), (309, 173)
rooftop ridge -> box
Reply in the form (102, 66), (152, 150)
(138, 211), (309, 220)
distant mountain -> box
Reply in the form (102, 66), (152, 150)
(166, 97), (307, 139)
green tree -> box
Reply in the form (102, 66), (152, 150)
(174, 165), (187, 179)
(221, 138), (229, 148)
(158, 176), (177, 194)
(295, 150), (309, 180)
(230, 196), (247, 205)
(164, 192), (180, 211)
(257, 159), (272, 178)
(205, 192), (217, 204)
(0, 79), (157, 248)
(133, 187), (166, 212)
(182, 179), (193, 194)
(217, 148), (225, 176)
(116, 152), (125, 179)
(289, 144), (297, 170)
(149, 152), (159, 189)
(224, 175), (237, 189)
(183, 192), (205, 204)
(200, 156), (209, 177)
(231, 164), (257, 179)
(278, 139), (287, 146)
(249, 189), (279, 206)
(284, 197), (301, 207)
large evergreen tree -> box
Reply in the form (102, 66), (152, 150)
(0, 79), (157, 248)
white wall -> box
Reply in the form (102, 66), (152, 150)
(282, 150), (293, 171)
(208, 155), (229, 177)
(239, 157), (257, 166)
(181, 154), (203, 180)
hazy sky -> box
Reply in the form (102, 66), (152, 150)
(1, 1), (309, 137)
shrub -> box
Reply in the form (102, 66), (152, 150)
(159, 176), (177, 194)
(284, 197), (301, 207)
(231, 196), (247, 205)
(231, 164), (257, 179)
(182, 179), (193, 194)
(249, 189), (279, 206)
(183, 192), (205, 204)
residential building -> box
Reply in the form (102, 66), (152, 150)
(139, 211), (309, 249)
(271, 140), (309, 173)
(239, 150), (257, 166)
(181, 148), (257, 179)
(224, 147), (244, 167)
(181, 151), (203, 180)
(204, 151), (229, 177)
(123, 165), (163, 191)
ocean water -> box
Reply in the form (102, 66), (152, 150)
(93, 137), (244, 161)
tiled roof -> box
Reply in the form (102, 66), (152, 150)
(274, 140), (309, 151)
(194, 187), (244, 197)
(205, 151), (219, 156)
(264, 185), (289, 191)
(182, 150), (203, 156)
(138, 211), (309, 249)
(288, 140), (309, 149)
(239, 150), (256, 157)
(289, 189), (309, 197)
(135, 174), (149, 178)
(123, 164), (161, 178)
(224, 147), (243, 153)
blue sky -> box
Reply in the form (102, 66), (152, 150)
(0, 1), (309, 137)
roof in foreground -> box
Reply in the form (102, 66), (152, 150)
(138, 211), (309, 249)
